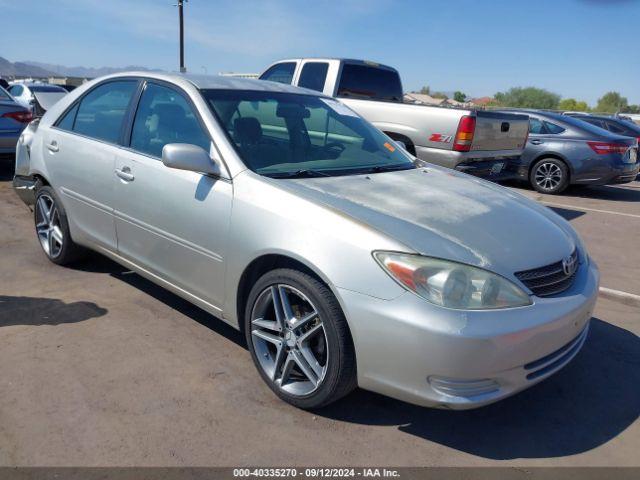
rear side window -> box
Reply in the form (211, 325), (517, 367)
(129, 82), (210, 158)
(260, 62), (296, 84)
(543, 121), (565, 134)
(529, 118), (545, 134)
(336, 64), (403, 102)
(9, 85), (24, 96)
(56, 103), (79, 131)
(73, 81), (138, 143)
(298, 62), (329, 92)
(606, 121), (627, 134)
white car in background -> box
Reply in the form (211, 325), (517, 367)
(7, 82), (68, 116)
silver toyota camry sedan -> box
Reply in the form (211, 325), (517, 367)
(13, 72), (599, 410)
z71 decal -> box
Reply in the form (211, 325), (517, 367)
(429, 134), (453, 143)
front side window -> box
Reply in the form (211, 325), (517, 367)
(259, 62), (296, 85)
(298, 62), (329, 92)
(73, 80), (138, 143)
(204, 89), (414, 177)
(0, 87), (10, 100)
(336, 64), (403, 102)
(130, 82), (210, 158)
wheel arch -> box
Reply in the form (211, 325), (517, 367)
(235, 253), (345, 337)
(529, 153), (573, 181)
(383, 131), (416, 156)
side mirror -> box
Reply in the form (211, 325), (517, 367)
(162, 143), (222, 177)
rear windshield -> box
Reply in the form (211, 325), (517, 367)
(336, 64), (403, 102)
(29, 85), (67, 93)
(203, 89), (414, 177)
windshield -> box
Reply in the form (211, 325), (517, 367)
(203, 89), (415, 177)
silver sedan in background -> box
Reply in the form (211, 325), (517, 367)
(13, 73), (599, 409)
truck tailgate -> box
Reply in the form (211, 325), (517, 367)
(471, 111), (529, 151)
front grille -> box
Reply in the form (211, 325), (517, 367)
(515, 249), (579, 297)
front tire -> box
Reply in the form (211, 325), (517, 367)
(34, 185), (83, 265)
(244, 268), (357, 409)
(530, 158), (569, 194)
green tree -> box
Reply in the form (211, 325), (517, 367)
(431, 91), (448, 99)
(453, 91), (467, 102)
(622, 105), (640, 114)
(595, 91), (628, 113)
(493, 87), (561, 109)
(419, 85), (430, 95)
(558, 98), (590, 112)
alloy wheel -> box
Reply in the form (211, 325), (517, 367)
(35, 194), (64, 258)
(534, 162), (563, 191)
(250, 284), (328, 396)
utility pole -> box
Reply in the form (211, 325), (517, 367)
(176, 0), (187, 73)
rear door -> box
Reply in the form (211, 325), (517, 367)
(45, 79), (139, 250)
(113, 81), (232, 310)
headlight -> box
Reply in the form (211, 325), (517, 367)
(374, 251), (532, 310)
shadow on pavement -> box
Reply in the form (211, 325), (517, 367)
(565, 184), (640, 202)
(319, 318), (640, 460)
(0, 295), (108, 326)
(548, 206), (586, 221)
(0, 155), (15, 181)
(71, 253), (246, 348)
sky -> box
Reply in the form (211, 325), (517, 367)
(0, 0), (638, 105)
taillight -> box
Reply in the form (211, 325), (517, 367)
(453, 115), (476, 152)
(587, 141), (628, 155)
(2, 110), (33, 123)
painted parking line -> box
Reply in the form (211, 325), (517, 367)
(541, 201), (640, 219)
(599, 287), (640, 308)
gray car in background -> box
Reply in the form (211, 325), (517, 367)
(0, 86), (32, 155)
(13, 72), (598, 410)
(507, 110), (638, 193)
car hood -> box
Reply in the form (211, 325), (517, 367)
(278, 167), (577, 276)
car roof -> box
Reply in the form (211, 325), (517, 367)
(93, 71), (326, 96)
(268, 58), (398, 72)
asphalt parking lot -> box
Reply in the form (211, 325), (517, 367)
(0, 157), (638, 467)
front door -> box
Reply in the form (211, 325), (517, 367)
(113, 81), (232, 311)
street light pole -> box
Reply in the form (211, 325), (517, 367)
(177, 0), (187, 73)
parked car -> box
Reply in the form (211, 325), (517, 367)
(14, 72), (599, 410)
(502, 110), (638, 193)
(564, 113), (640, 142)
(0, 86), (32, 155)
(7, 82), (67, 116)
(259, 58), (529, 180)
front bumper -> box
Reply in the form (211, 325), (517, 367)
(339, 260), (599, 409)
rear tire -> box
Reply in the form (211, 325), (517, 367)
(244, 268), (357, 409)
(34, 185), (84, 265)
(530, 158), (569, 194)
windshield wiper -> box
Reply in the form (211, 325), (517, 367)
(361, 163), (415, 174)
(266, 169), (332, 179)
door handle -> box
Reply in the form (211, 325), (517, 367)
(47, 141), (59, 152)
(530, 139), (543, 145)
(115, 166), (135, 181)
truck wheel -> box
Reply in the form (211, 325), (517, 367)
(34, 186), (84, 265)
(530, 158), (569, 194)
(244, 268), (357, 409)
